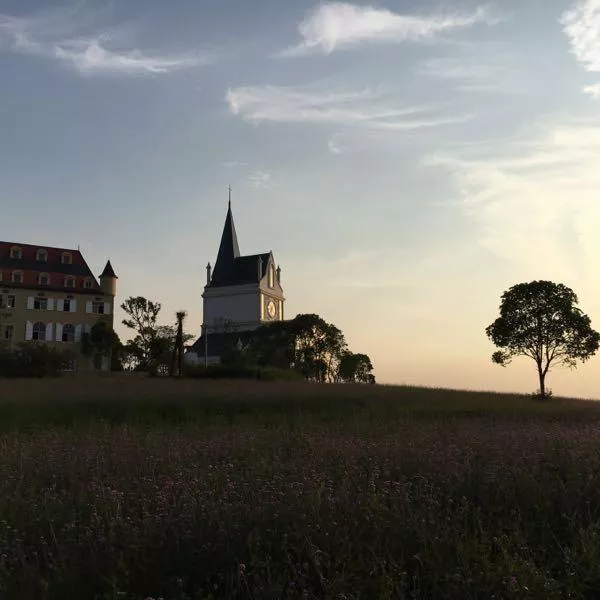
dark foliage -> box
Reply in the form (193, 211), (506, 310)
(0, 342), (75, 377)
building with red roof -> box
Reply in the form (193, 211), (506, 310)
(0, 241), (117, 371)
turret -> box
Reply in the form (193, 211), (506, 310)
(206, 262), (212, 285)
(99, 260), (118, 296)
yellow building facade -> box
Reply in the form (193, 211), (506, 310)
(0, 241), (117, 371)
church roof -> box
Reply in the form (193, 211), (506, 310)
(209, 203), (272, 287)
(187, 330), (259, 357)
(211, 202), (240, 285)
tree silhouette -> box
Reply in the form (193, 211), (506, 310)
(486, 281), (600, 399)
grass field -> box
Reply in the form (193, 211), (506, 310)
(2, 377), (600, 599)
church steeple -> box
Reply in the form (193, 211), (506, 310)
(210, 197), (240, 285)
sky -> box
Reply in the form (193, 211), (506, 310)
(2, 0), (600, 397)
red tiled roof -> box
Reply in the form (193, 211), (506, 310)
(0, 240), (102, 294)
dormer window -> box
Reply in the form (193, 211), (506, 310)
(65, 277), (75, 288)
(11, 271), (23, 284)
(61, 252), (72, 265)
(38, 273), (50, 286)
(36, 249), (47, 262)
(83, 278), (93, 289)
(10, 246), (22, 259)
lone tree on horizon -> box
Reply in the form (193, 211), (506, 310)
(486, 280), (600, 400)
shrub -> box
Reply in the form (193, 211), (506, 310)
(184, 363), (302, 381)
(0, 342), (75, 378)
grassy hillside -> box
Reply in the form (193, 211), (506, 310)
(1, 377), (600, 599)
(1, 375), (599, 428)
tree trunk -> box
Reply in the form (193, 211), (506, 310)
(537, 364), (546, 400)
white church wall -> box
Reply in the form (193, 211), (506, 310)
(203, 283), (261, 330)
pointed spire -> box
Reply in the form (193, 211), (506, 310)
(100, 260), (117, 279)
(211, 195), (240, 285)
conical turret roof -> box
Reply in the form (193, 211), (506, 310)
(100, 259), (118, 279)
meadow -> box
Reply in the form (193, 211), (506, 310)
(2, 377), (600, 599)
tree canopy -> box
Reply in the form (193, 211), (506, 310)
(121, 297), (192, 373)
(486, 280), (600, 399)
(250, 313), (375, 384)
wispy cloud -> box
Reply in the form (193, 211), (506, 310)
(279, 2), (497, 57)
(222, 160), (249, 168)
(561, 0), (600, 73)
(419, 56), (525, 93)
(0, 7), (210, 75)
(226, 84), (471, 133)
(583, 82), (600, 97)
(248, 170), (276, 189)
(423, 121), (600, 277)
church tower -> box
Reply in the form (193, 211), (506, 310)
(187, 198), (285, 364)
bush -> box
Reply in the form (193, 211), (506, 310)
(0, 343), (75, 378)
(184, 363), (302, 381)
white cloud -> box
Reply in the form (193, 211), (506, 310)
(53, 38), (205, 74)
(0, 7), (209, 75)
(561, 0), (600, 72)
(423, 121), (600, 278)
(226, 84), (471, 133)
(419, 56), (525, 93)
(248, 170), (275, 189)
(279, 2), (496, 56)
(583, 82), (600, 97)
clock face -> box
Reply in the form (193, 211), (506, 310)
(266, 299), (276, 318)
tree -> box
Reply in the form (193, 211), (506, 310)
(81, 320), (123, 371)
(486, 281), (600, 399)
(252, 314), (351, 383)
(121, 296), (165, 371)
(169, 311), (186, 377)
(338, 352), (375, 383)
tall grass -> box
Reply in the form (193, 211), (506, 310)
(1, 377), (600, 599)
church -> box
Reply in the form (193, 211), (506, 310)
(186, 199), (285, 365)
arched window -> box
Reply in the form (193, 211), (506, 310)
(36, 249), (47, 262)
(10, 246), (22, 259)
(11, 271), (23, 284)
(64, 277), (75, 288)
(32, 322), (46, 341)
(62, 324), (75, 342)
(61, 252), (72, 265)
(38, 273), (49, 285)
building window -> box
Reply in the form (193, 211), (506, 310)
(10, 246), (22, 259)
(11, 271), (23, 284)
(4, 325), (13, 340)
(62, 324), (75, 342)
(32, 322), (46, 341)
(7, 295), (15, 309)
(36, 249), (47, 262)
(61, 252), (72, 265)
(39, 273), (50, 286)
(63, 299), (71, 312)
(65, 277), (75, 288)
(92, 301), (105, 314)
(268, 264), (275, 288)
(84, 278), (93, 289)
(34, 297), (48, 310)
